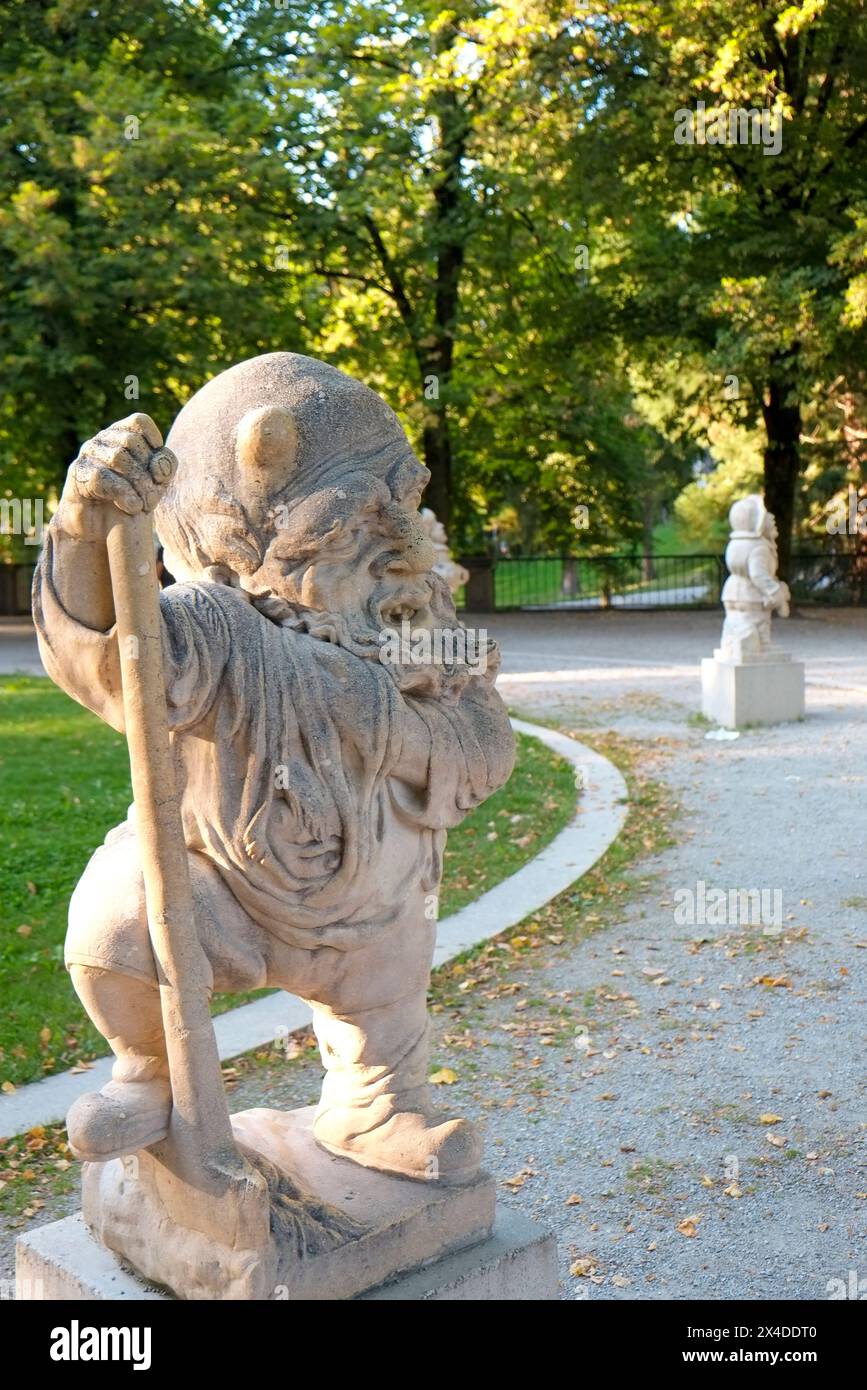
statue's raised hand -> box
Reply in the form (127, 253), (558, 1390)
(63, 414), (177, 525)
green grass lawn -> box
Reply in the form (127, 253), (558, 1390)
(0, 677), (576, 1089)
(488, 553), (724, 609)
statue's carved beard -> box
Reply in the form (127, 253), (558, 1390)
(248, 581), (488, 703)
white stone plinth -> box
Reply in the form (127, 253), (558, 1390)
(701, 654), (805, 729)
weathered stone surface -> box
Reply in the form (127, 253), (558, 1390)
(359, 1209), (559, 1301)
(239, 1106), (496, 1298)
(76, 1106), (495, 1301)
(17, 1207), (557, 1302)
(29, 351), (520, 1298)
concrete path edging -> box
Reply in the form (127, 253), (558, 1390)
(0, 718), (627, 1137)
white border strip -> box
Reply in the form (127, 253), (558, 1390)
(0, 719), (627, 1137)
(433, 718), (627, 963)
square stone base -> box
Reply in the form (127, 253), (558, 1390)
(16, 1105), (558, 1300)
(701, 656), (805, 729)
(16, 1207), (558, 1302)
(74, 1106), (499, 1300)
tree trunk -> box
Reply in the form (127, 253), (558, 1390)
(761, 376), (802, 582)
(422, 33), (467, 532)
(421, 412), (453, 524)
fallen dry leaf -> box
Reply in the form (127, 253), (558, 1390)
(676, 1215), (702, 1238)
(759, 1113), (784, 1125)
(503, 1167), (536, 1190)
(429, 1068), (457, 1085)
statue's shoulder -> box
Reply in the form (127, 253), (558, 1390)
(163, 579), (252, 614)
(160, 580), (266, 643)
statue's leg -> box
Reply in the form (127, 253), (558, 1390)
(757, 609), (773, 649)
(276, 909), (482, 1183)
(309, 992), (482, 1183)
(66, 964), (172, 1161)
(64, 823), (266, 1162)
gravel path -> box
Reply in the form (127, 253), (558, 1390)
(481, 609), (867, 1300)
(3, 608), (866, 1300)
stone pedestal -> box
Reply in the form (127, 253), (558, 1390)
(16, 1207), (557, 1303)
(701, 650), (805, 729)
(15, 1106), (559, 1301)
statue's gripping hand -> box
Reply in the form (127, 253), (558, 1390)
(57, 414), (177, 541)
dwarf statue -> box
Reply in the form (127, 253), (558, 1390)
(719, 494), (791, 661)
(34, 352), (515, 1186)
(419, 507), (470, 595)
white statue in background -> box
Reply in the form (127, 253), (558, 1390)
(719, 494), (791, 662)
(702, 494), (804, 728)
(420, 507), (469, 594)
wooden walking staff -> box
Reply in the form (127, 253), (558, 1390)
(95, 444), (358, 1296)
(103, 456), (254, 1195)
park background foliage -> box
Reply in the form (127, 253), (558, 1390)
(1, 0), (866, 573)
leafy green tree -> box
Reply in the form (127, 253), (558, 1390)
(0, 0), (309, 556)
(569, 0), (867, 577)
(222, 0), (695, 546)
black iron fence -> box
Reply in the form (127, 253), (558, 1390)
(457, 551), (867, 611)
(2, 551), (865, 616)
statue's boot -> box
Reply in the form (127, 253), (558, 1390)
(310, 992), (483, 1184)
(65, 965), (172, 1161)
(67, 1078), (172, 1161)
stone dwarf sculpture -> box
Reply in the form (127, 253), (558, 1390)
(718, 494), (791, 661)
(33, 352), (515, 1192)
(419, 507), (469, 594)
(701, 493), (804, 728)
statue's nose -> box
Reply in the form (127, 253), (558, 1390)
(403, 515), (436, 574)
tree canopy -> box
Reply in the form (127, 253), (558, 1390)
(2, 0), (865, 570)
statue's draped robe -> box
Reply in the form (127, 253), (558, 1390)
(33, 546), (514, 949)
